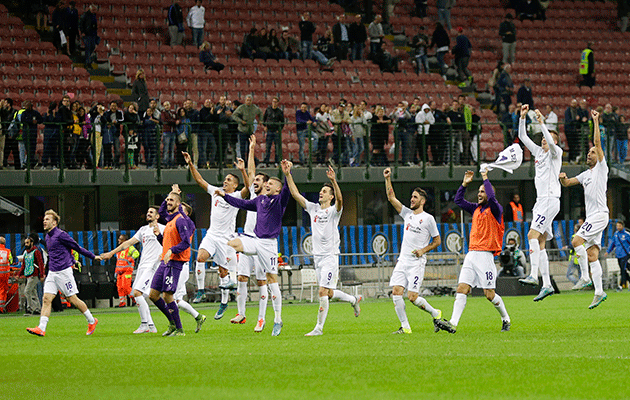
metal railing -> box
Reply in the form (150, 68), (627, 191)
(0, 117), (608, 184)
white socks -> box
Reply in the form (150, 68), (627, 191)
(177, 300), (199, 318)
(529, 238), (540, 279)
(38, 316), (49, 332)
(413, 296), (439, 318)
(237, 281), (248, 317)
(83, 309), (95, 324)
(220, 276), (229, 304)
(269, 282), (282, 323)
(195, 261), (206, 291)
(135, 295), (154, 326)
(393, 295), (410, 330)
(590, 260), (604, 295)
(540, 249), (552, 288)
(258, 284), (268, 320)
(450, 293), (467, 326)
(574, 244), (590, 280)
(332, 290), (356, 304)
(316, 296), (329, 331)
(491, 293), (510, 322)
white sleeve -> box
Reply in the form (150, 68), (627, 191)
(206, 184), (219, 195)
(399, 206), (411, 219)
(518, 118), (538, 154)
(540, 123), (557, 157)
(576, 171), (587, 185)
(427, 112), (435, 125)
(132, 227), (143, 243)
(158, 224), (166, 234)
(305, 201), (318, 216)
(427, 215), (440, 238)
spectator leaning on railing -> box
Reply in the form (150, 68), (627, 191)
(262, 97), (285, 167)
(231, 95), (262, 161)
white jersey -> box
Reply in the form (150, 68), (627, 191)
(576, 158), (609, 217)
(132, 223), (166, 268)
(519, 119), (562, 199)
(398, 207), (439, 264)
(243, 183), (257, 236)
(305, 201), (342, 256)
(206, 184), (243, 238)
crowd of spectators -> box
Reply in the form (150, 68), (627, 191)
(0, 91), (489, 171)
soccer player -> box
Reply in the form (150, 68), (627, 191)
(516, 104), (563, 302)
(559, 109), (609, 309)
(101, 206), (165, 334)
(435, 170), (511, 334)
(27, 210), (101, 337)
(231, 136), (273, 330)
(148, 187), (195, 336)
(383, 167), (442, 334)
(216, 160), (291, 336)
(183, 151), (249, 320)
(285, 161), (361, 336)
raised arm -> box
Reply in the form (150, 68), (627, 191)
(518, 104), (537, 153)
(591, 109), (605, 162)
(558, 172), (580, 187)
(101, 236), (140, 260)
(327, 165), (343, 212)
(247, 135), (256, 183)
(383, 167), (403, 214)
(536, 109), (558, 156)
(221, 190), (258, 212)
(236, 157), (250, 198)
(183, 151), (209, 192)
(282, 160), (307, 209)
(454, 170), (479, 215)
(482, 170), (503, 223)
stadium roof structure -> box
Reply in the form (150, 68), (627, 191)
(0, 196), (29, 216)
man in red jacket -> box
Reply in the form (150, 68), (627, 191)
(18, 234), (46, 315)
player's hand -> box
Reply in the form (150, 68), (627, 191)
(249, 134), (256, 149)
(462, 170), (474, 186)
(281, 159), (292, 175)
(480, 169), (488, 181)
(326, 165), (336, 181)
(591, 109), (599, 122)
(164, 250), (172, 265)
(534, 109), (544, 124)
(182, 151), (192, 165)
(153, 225), (161, 236)
(94, 256), (102, 262)
(215, 189), (226, 197)
(100, 252), (112, 260)
(520, 104), (529, 118)
(235, 157), (245, 170)
(171, 183), (181, 194)
(412, 249), (424, 258)
(383, 167), (391, 179)
(559, 172), (567, 180)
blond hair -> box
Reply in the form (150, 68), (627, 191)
(45, 209), (60, 224)
(135, 68), (145, 79)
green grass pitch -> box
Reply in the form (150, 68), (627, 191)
(1, 292), (629, 400)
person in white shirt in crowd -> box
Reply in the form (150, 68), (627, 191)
(544, 104), (558, 132)
(187, 0), (206, 48)
(415, 103), (435, 164)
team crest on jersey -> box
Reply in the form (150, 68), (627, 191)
(226, 257), (231, 263)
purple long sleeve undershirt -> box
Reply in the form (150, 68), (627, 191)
(454, 179), (503, 223)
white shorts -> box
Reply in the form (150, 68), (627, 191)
(314, 254), (339, 289)
(389, 258), (426, 293)
(577, 212), (609, 250)
(174, 262), (190, 301)
(200, 233), (237, 270)
(43, 268), (79, 297)
(132, 266), (157, 295)
(237, 254), (266, 281)
(240, 235), (278, 275)
(530, 197), (560, 240)
(458, 251), (497, 289)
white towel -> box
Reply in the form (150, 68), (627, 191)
(480, 143), (523, 174)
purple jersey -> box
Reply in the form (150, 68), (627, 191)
(224, 178), (290, 239)
(454, 179), (502, 223)
(45, 227), (95, 272)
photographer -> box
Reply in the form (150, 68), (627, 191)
(498, 237), (527, 277)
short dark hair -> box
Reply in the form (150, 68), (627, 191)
(181, 202), (193, 216)
(256, 172), (270, 182)
(413, 187), (428, 201)
(227, 173), (240, 185)
(269, 176), (283, 187)
(322, 183), (335, 205)
(28, 233), (40, 245)
(618, 220), (625, 227)
(506, 13), (513, 19)
(149, 205), (160, 212)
